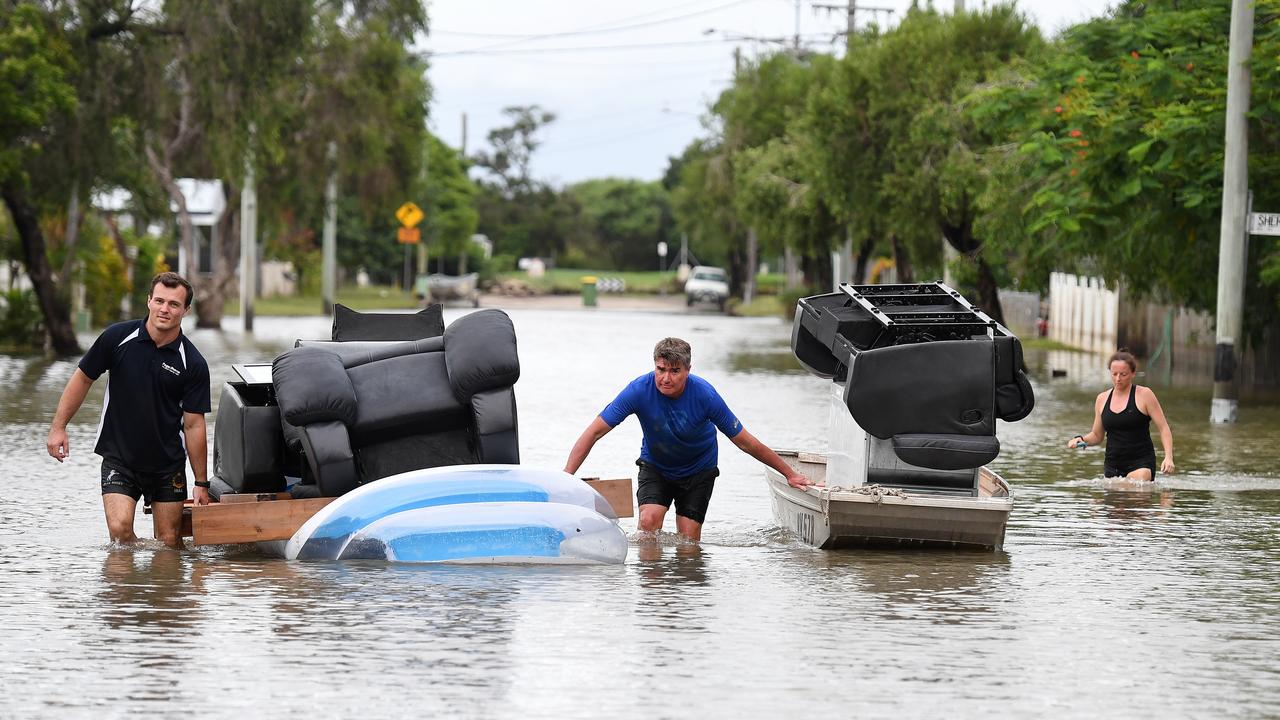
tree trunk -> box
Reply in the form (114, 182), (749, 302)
(973, 257), (1006, 327)
(890, 234), (914, 283)
(803, 247), (833, 290)
(940, 220), (1006, 327)
(191, 189), (241, 328)
(2, 182), (81, 356)
(853, 236), (874, 285)
(728, 234), (746, 298)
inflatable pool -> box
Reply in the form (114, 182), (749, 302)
(284, 465), (628, 564)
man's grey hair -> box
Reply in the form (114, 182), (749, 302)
(653, 337), (691, 368)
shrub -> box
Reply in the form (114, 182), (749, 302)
(0, 288), (45, 350)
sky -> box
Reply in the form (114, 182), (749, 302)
(422, 0), (1116, 187)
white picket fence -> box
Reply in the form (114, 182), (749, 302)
(1049, 272), (1118, 354)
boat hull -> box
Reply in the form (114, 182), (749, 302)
(766, 452), (1012, 551)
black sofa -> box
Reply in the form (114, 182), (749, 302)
(211, 306), (521, 498)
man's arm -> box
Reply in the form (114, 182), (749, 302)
(564, 416), (614, 475)
(730, 428), (813, 489)
(47, 369), (95, 462)
(184, 412), (210, 505)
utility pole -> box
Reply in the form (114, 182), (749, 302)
(814, 0), (892, 290)
(322, 141), (338, 316)
(731, 46), (758, 305)
(418, 134), (429, 278)
(460, 112), (468, 157)
(1211, 0), (1255, 424)
(813, 0), (894, 51)
(793, 0), (802, 52)
(240, 125), (257, 331)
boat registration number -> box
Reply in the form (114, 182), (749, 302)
(794, 511), (816, 545)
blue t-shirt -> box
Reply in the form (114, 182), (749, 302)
(78, 319), (211, 474)
(599, 372), (743, 478)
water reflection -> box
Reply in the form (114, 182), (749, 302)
(1094, 485), (1176, 521)
(634, 535), (710, 587)
(98, 546), (204, 630)
(810, 550), (1012, 606)
(632, 534), (712, 647)
(2, 312), (1280, 716)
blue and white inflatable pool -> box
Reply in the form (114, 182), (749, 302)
(282, 465), (628, 564)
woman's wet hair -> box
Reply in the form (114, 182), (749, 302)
(654, 337), (692, 368)
(1109, 348), (1137, 372)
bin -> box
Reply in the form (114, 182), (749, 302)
(580, 276), (598, 307)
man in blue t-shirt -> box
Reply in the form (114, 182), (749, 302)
(45, 272), (211, 549)
(565, 337), (810, 541)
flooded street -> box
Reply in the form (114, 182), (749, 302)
(2, 307), (1279, 717)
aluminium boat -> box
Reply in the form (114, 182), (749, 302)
(767, 282), (1035, 551)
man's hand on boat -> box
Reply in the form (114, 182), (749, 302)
(786, 472), (816, 490)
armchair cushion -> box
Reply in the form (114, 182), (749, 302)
(273, 347), (357, 427)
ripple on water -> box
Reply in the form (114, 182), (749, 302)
(0, 317), (1279, 717)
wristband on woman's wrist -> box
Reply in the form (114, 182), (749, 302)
(194, 480), (211, 488)
(1073, 435), (1086, 447)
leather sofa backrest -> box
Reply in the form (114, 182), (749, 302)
(844, 340), (995, 440)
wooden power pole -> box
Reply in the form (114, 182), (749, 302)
(1211, 0), (1255, 423)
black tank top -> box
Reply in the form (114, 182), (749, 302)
(1102, 387), (1155, 465)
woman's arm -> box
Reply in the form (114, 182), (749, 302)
(1067, 392), (1107, 449)
(1139, 387), (1175, 474)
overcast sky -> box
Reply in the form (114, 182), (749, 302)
(422, 0), (1115, 186)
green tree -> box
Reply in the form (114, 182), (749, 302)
(422, 134), (479, 264)
(0, 3), (79, 353)
(973, 0), (1280, 325)
(712, 52), (822, 293)
(570, 178), (674, 270)
(470, 106), (593, 262)
(798, 8), (1043, 321)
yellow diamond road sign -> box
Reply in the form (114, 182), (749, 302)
(396, 201), (424, 228)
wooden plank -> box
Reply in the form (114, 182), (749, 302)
(218, 492), (292, 504)
(190, 497), (334, 545)
(584, 477), (633, 518)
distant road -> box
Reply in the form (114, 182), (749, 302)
(478, 293), (691, 313)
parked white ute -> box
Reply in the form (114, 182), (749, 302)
(685, 265), (730, 310)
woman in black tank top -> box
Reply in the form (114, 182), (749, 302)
(1066, 350), (1176, 480)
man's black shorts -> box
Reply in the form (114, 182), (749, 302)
(101, 461), (187, 504)
(636, 460), (718, 524)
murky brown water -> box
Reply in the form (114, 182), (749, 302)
(2, 308), (1279, 717)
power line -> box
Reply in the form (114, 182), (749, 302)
(439, 0), (760, 54)
(429, 38), (740, 58)
(428, 34), (838, 58)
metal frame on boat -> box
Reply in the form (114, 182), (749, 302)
(769, 282), (1035, 551)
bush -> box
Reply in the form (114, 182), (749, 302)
(779, 286), (815, 321)
(83, 235), (128, 326)
(128, 232), (169, 316)
(0, 288), (45, 350)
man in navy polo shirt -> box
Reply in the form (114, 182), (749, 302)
(46, 272), (211, 549)
(565, 337), (810, 541)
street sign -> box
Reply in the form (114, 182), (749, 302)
(397, 227), (421, 244)
(1250, 212), (1280, 236)
(396, 201), (424, 228)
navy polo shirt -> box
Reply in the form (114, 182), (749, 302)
(78, 319), (211, 474)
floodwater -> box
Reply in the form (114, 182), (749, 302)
(2, 307), (1278, 718)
